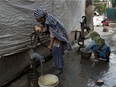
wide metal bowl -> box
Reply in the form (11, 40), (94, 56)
(80, 48), (92, 59)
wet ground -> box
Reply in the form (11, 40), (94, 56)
(7, 26), (116, 87)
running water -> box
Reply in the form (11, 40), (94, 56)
(40, 62), (44, 76)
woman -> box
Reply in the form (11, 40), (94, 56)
(34, 9), (72, 75)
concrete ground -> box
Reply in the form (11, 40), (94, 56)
(7, 26), (116, 87)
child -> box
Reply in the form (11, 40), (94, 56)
(34, 24), (64, 75)
(85, 31), (111, 62)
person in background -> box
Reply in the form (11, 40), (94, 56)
(85, 31), (111, 63)
(102, 17), (110, 32)
(33, 9), (72, 75)
(102, 17), (109, 27)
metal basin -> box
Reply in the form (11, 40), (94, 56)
(80, 48), (92, 59)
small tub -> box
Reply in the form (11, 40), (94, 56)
(38, 74), (59, 87)
(80, 48), (92, 59)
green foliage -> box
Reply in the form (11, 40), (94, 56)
(93, 0), (106, 15)
(111, 0), (116, 8)
(96, 3), (106, 15)
(93, 0), (100, 3)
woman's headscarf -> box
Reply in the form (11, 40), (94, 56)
(94, 36), (105, 48)
(34, 9), (47, 19)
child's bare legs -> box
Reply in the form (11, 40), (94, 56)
(105, 51), (110, 63)
(94, 51), (99, 60)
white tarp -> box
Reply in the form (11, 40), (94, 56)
(0, 0), (85, 51)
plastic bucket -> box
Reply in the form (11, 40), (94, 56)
(38, 74), (59, 87)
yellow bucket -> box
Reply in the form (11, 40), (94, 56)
(38, 74), (59, 87)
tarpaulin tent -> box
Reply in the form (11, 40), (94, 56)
(0, 0), (86, 85)
(0, 0), (85, 55)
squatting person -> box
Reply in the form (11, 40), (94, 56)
(85, 31), (111, 63)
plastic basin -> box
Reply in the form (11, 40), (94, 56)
(38, 74), (59, 87)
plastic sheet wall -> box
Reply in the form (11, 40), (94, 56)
(0, 0), (85, 52)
